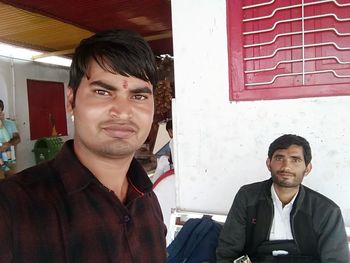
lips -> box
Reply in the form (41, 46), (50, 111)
(278, 172), (294, 177)
(102, 124), (136, 139)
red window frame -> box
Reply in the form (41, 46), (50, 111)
(227, 0), (350, 101)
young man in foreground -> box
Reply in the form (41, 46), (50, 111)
(0, 30), (166, 262)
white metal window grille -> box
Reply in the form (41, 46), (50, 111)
(243, 0), (350, 89)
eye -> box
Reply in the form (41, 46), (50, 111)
(274, 156), (283, 161)
(95, 89), (111, 96)
(292, 157), (302, 163)
(132, 94), (148, 100)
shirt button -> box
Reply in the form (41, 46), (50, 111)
(123, 215), (130, 223)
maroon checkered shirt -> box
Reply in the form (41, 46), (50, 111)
(0, 140), (167, 262)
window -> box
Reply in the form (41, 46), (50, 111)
(227, 0), (350, 101)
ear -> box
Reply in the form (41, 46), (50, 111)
(66, 87), (74, 114)
(304, 163), (312, 176)
(266, 158), (271, 172)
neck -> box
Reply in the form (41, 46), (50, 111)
(273, 183), (299, 205)
(73, 141), (134, 203)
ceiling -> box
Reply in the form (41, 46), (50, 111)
(0, 0), (173, 58)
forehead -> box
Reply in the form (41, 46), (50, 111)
(273, 145), (304, 157)
(86, 60), (151, 87)
(86, 59), (116, 76)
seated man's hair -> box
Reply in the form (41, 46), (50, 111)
(268, 134), (312, 165)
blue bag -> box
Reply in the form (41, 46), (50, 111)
(167, 216), (223, 263)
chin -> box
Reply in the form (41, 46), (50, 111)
(97, 142), (137, 156)
(279, 181), (299, 188)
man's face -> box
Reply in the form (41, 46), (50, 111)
(67, 60), (154, 159)
(266, 145), (312, 189)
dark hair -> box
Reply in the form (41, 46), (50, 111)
(166, 120), (172, 131)
(0, 99), (4, 111)
(68, 29), (158, 106)
(268, 134), (312, 165)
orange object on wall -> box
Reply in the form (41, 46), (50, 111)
(27, 79), (67, 140)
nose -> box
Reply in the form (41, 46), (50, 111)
(109, 96), (132, 120)
(281, 158), (291, 171)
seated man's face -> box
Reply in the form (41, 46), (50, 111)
(266, 144), (311, 189)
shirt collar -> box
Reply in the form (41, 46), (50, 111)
(53, 140), (153, 195)
(271, 184), (298, 207)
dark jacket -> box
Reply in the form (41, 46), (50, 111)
(216, 179), (349, 263)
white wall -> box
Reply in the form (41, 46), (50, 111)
(171, 0), (350, 226)
(0, 57), (72, 171)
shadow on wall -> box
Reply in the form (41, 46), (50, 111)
(0, 76), (9, 115)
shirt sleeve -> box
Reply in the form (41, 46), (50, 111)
(4, 119), (18, 138)
(216, 188), (247, 263)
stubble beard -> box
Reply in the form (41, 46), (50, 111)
(75, 129), (144, 159)
(99, 140), (141, 158)
(89, 138), (144, 159)
(271, 171), (301, 188)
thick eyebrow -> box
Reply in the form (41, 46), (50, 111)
(90, 80), (153, 94)
(130, 87), (153, 95)
(90, 80), (116, 91)
(290, 155), (303, 160)
(274, 153), (304, 160)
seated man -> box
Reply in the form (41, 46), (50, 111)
(0, 99), (21, 177)
(216, 134), (349, 263)
(0, 119), (12, 171)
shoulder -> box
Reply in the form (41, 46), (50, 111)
(233, 179), (271, 205)
(298, 186), (346, 235)
(239, 179), (271, 194)
(300, 185), (340, 209)
(3, 118), (16, 126)
(0, 161), (61, 201)
(3, 118), (17, 131)
(297, 186), (343, 222)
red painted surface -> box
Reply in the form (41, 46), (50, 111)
(227, 0), (350, 101)
(27, 79), (67, 140)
